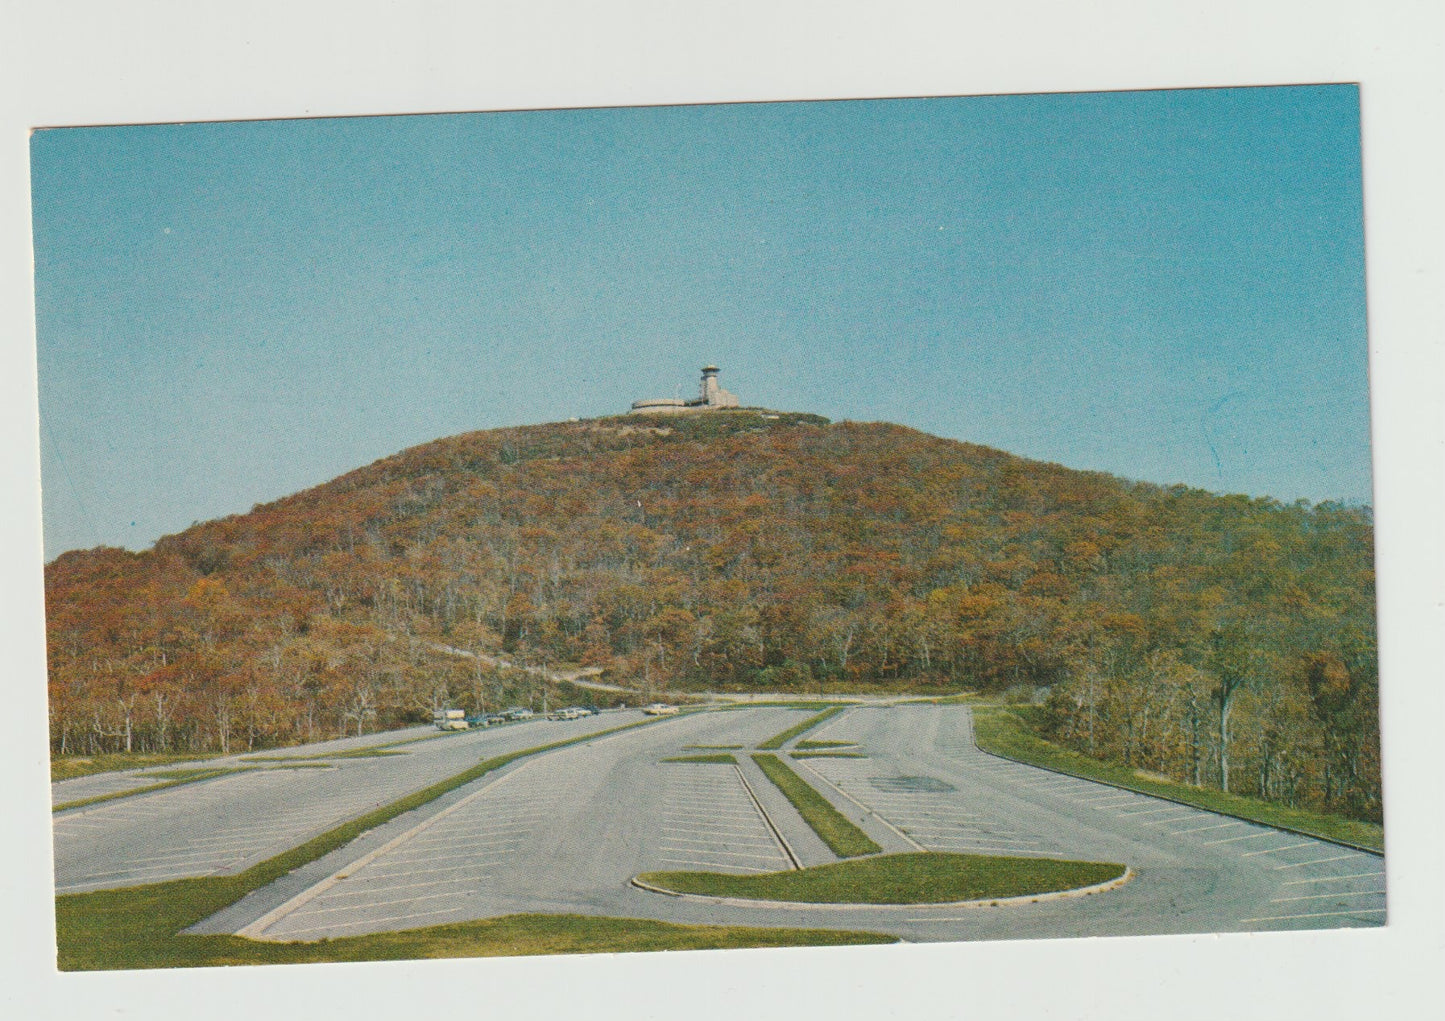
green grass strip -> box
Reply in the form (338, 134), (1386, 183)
(795, 739), (856, 750)
(51, 751), (231, 782)
(757, 706), (845, 750)
(662, 754), (737, 764)
(56, 715), (662, 970)
(243, 746), (408, 763)
(58, 906), (890, 970)
(790, 751), (867, 759)
(639, 851), (1125, 904)
(972, 705), (1384, 854)
(750, 753), (880, 858)
(53, 767), (253, 813)
(711, 700), (851, 712)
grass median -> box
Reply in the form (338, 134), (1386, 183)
(751, 753), (880, 857)
(52, 767), (255, 813)
(757, 706), (845, 750)
(972, 704), (1384, 853)
(662, 754), (737, 764)
(638, 851), (1126, 905)
(51, 750), (233, 782)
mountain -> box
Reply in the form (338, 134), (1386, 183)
(44, 409), (1379, 819)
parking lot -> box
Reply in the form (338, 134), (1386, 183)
(53, 710), (645, 893)
(246, 705), (808, 940)
(54, 702), (1384, 942)
(650, 763), (793, 874)
(800, 705), (1386, 935)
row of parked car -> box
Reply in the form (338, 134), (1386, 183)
(434, 705), (605, 731)
(545, 706), (599, 721)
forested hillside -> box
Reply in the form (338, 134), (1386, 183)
(44, 411), (1380, 820)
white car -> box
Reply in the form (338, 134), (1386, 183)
(642, 702), (679, 716)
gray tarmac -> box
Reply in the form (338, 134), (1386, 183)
(51, 711), (645, 893)
(55, 704), (1385, 944)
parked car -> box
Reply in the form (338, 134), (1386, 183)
(433, 708), (469, 731)
(642, 702), (679, 716)
(506, 707), (535, 721)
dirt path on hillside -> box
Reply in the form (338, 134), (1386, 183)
(430, 645), (639, 694)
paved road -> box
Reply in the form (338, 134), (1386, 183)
(56, 704), (1384, 943)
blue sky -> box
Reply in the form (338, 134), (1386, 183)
(31, 85), (1371, 557)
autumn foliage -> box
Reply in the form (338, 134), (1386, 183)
(44, 411), (1380, 820)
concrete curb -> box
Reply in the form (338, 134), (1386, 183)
(629, 865), (1133, 912)
(734, 762), (802, 870)
(970, 710), (1384, 859)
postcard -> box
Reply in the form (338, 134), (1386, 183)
(32, 86), (1385, 976)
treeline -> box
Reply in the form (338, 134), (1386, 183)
(44, 411), (1378, 820)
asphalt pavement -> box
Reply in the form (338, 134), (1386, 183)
(52, 711), (646, 893)
(55, 704), (1385, 943)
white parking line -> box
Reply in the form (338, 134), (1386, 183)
(1168, 822), (1242, 835)
(663, 809), (758, 822)
(414, 822), (537, 839)
(667, 784), (741, 795)
(427, 813), (551, 830)
(360, 862), (498, 881)
(279, 905), (464, 938)
(660, 837), (779, 852)
(384, 849), (512, 867)
(411, 836), (523, 852)
(118, 847), (263, 866)
(1119, 806), (1194, 818)
(925, 843), (1063, 857)
(658, 845), (786, 862)
(908, 830), (1043, 843)
(1281, 871), (1385, 885)
(301, 890), (468, 918)
(1201, 831), (1276, 845)
(1241, 842), (1317, 857)
(1240, 908), (1386, 923)
(1274, 855), (1359, 870)
(1271, 890), (1386, 903)
(659, 839), (779, 856)
(321, 876), (492, 899)
(660, 824), (764, 838)
(657, 858), (772, 872)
